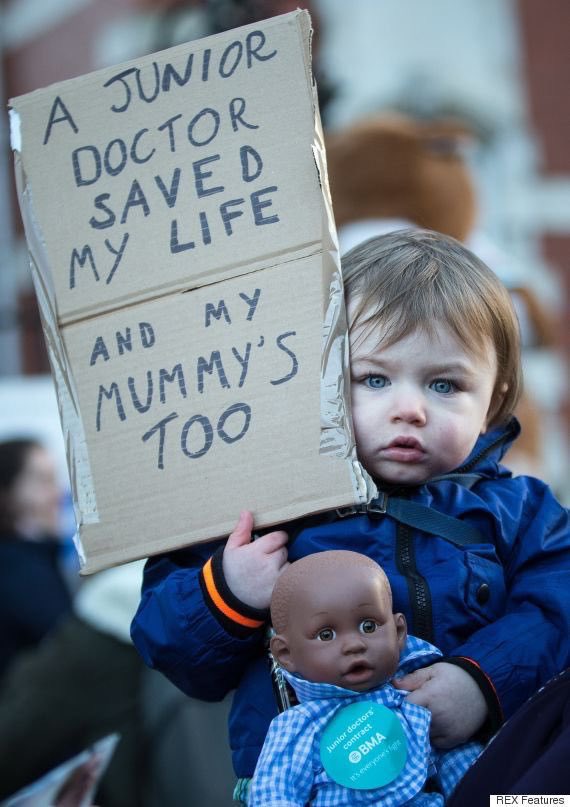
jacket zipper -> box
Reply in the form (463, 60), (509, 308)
(396, 522), (434, 643)
(455, 417), (518, 474)
(392, 419), (516, 642)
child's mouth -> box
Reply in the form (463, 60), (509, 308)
(383, 437), (425, 463)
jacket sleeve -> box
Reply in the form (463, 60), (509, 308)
(130, 540), (268, 701)
(451, 476), (570, 721)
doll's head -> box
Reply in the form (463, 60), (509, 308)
(270, 551), (407, 692)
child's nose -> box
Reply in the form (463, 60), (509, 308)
(390, 386), (427, 426)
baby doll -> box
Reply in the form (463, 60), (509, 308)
(248, 550), (481, 806)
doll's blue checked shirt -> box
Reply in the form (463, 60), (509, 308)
(248, 636), (482, 806)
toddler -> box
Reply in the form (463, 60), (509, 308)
(132, 230), (570, 801)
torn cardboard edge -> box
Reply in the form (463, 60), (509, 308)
(13, 153), (98, 553)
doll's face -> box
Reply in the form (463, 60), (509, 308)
(272, 564), (406, 692)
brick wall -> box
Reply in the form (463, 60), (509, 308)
(517, 0), (570, 439)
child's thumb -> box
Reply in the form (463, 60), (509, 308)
(226, 510), (254, 548)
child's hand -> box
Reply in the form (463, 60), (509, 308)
(392, 662), (488, 748)
(222, 511), (289, 610)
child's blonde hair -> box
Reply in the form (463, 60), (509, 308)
(342, 229), (522, 427)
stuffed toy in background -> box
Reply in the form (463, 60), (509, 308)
(327, 114), (476, 244)
(326, 113), (556, 480)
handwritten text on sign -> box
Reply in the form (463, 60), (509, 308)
(90, 286), (299, 469)
(40, 30), (281, 293)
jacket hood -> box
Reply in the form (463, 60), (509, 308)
(454, 416), (520, 478)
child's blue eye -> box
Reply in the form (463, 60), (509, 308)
(317, 628), (336, 642)
(430, 378), (455, 394)
(359, 620), (377, 634)
(365, 375), (388, 389)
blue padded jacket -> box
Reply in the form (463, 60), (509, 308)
(131, 418), (570, 778)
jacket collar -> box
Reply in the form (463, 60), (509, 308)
(455, 415), (520, 477)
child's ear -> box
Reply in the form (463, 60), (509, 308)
(394, 613), (407, 651)
(270, 634), (295, 672)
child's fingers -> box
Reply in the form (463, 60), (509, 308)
(392, 667), (432, 691)
(225, 510), (254, 548)
(257, 529), (289, 554)
(401, 688), (431, 709)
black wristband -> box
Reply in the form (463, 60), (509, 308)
(199, 545), (269, 639)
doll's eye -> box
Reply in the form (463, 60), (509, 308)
(317, 628), (336, 641)
(359, 619), (377, 634)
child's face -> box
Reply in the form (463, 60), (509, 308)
(349, 314), (498, 485)
(274, 565), (406, 692)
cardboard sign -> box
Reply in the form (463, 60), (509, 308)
(9, 11), (374, 573)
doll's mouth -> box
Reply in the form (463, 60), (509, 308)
(343, 661), (374, 684)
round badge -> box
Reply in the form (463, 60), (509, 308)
(319, 701), (407, 790)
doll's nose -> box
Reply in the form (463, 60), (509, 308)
(342, 633), (367, 654)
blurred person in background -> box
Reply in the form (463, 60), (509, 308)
(0, 437), (73, 680)
(0, 549), (234, 806)
(0, 561), (146, 806)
